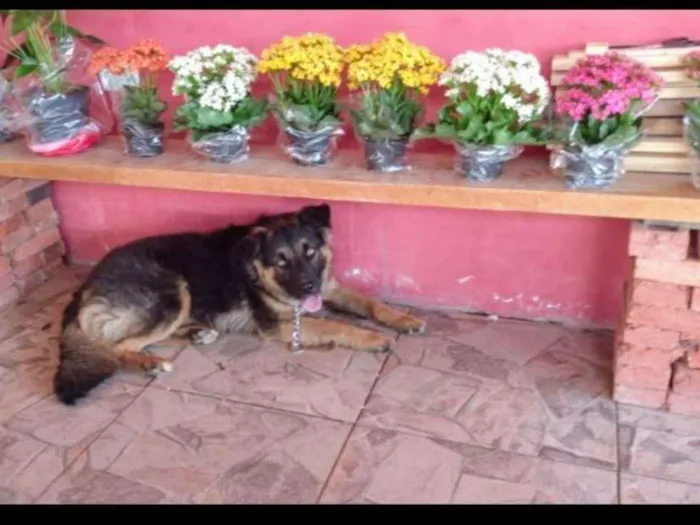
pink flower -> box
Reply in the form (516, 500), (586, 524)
(557, 52), (663, 123)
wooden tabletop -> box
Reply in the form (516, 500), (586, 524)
(1, 137), (699, 222)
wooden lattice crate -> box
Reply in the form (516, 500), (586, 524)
(548, 41), (700, 174)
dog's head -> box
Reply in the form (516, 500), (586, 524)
(238, 204), (332, 312)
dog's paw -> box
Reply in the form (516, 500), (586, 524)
(357, 331), (394, 353)
(145, 360), (174, 378)
(191, 328), (220, 346)
(391, 313), (427, 335)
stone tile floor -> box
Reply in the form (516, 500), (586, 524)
(1, 266), (700, 503)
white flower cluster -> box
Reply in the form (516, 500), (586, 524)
(439, 48), (550, 124)
(168, 44), (258, 113)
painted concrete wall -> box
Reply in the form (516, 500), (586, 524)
(50, 9), (699, 326)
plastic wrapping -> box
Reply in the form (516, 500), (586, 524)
(8, 37), (112, 156)
(454, 143), (524, 182)
(280, 124), (343, 167)
(190, 126), (251, 164)
(98, 70), (165, 158)
(551, 138), (640, 189)
(362, 138), (410, 172)
(0, 77), (17, 143)
(684, 106), (700, 190)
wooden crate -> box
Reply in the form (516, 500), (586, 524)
(549, 41), (699, 174)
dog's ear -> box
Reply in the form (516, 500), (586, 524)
(235, 227), (266, 263)
(298, 204), (331, 230)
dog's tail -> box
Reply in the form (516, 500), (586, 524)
(53, 323), (120, 405)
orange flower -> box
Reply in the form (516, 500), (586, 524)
(89, 46), (126, 76)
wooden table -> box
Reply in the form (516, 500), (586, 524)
(1, 137), (699, 222)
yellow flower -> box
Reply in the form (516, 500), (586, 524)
(344, 32), (445, 93)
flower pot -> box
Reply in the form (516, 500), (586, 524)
(284, 127), (337, 166)
(191, 127), (251, 164)
(555, 145), (626, 189)
(122, 119), (165, 158)
(362, 138), (409, 172)
(455, 143), (524, 182)
(26, 86), (91, 145)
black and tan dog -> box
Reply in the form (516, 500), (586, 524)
(53, 204), (426, 405)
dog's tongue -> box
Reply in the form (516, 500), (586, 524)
(301, 294), (323, 313)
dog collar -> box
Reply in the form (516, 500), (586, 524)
(291, 303), (303, 354)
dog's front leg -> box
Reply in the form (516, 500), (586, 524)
(269, 317), (394, 353)
(324, 286), (426, 335)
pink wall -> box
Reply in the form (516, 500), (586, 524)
(50, 9), (699, 326)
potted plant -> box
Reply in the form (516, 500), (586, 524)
(682, 51), (700, 190)
(416, 48), (551, 182)
(168, 44), (268, 163)
(90, 40), (169, 157)
(345, 32), (444, 173)
(258, 33), (345, 166)
(0, 10), (110, 156)
(552, 52), (664, 189)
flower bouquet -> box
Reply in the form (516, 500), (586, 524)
(552, 52), (664, 189)
(417, 48), (550, 181)
(168, 44), (268, 164)
(345, 33), (444, 172)
(258, 33), (345, 166)
(90, 40), (169, 157)
(682, 51), (700, 190)
(0, 10), (112, 156)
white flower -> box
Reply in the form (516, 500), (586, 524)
(168, 44), (259, 111)
(440, 48), (550, 125)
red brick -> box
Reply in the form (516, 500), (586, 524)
(43, 257), (64, 275)
(0, 286), (20, 311)
(24, 199), (57, 232)
(616, 342), (684, 369)
(629, 223), (690, 261)
(686, 346), (700, 369)
(692, 288), (700, 312)
(613, 383), (667, 409)
(41, 241), (65, 264)
(1, 225), (34, 255)
(626, 303), (700, 339)
(615, 362), (672, 390)
(12, 252), (44, 279)
(0, 270), (15, 293)
(11, 227), (61, 262)
(620, 324), (680, 350)
(671, 362), (700, 396)
(15, 270), (47, 295)
(634, 258), (700, 287)
(0, 255), (10, 275)
(667, 392), (700, 416)
(631, 279), (690, 309)
(0, 214), (26, 240)
(0, 194), (29, 222)
(0, 179), (47, 203)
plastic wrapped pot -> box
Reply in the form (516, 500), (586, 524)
(282, 125), (342, 166)
(0, 127), (16, 143)
(362, 138), (410, 172)
(122, 118), (165, 158)
(455, 143), (524, 182)
(191, 126), (251, 164)
(553, 143), (631, 189)
(25, 86), (92, 144)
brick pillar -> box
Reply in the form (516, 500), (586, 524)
(0, 178), (66, 310)
(614, 222), (700, 416)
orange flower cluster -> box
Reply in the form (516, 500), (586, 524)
(89, 39), (169, 77)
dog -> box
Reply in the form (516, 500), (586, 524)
(53, 203), (427, 405)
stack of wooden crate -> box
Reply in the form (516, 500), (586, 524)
(548, 42), (700, 174)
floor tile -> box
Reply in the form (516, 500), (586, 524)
(618, 404), (700, 486)
(0, 380), (142, 503)
(320, 426), (617, 504)
(37, 388), (351, 503)
(154, 334), (386, 423)
(620, 473), (700, 504)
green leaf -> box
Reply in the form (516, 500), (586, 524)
(15, 63), (37, 78)
(492, 127), (512, 145)
(10, 10), (42, 36)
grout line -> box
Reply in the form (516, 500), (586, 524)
(615, 401), (622, 504)
(31, 381), (152, 503)
(315, 350), (391, 503)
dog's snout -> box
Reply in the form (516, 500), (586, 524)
(301, 281), (316, 294)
